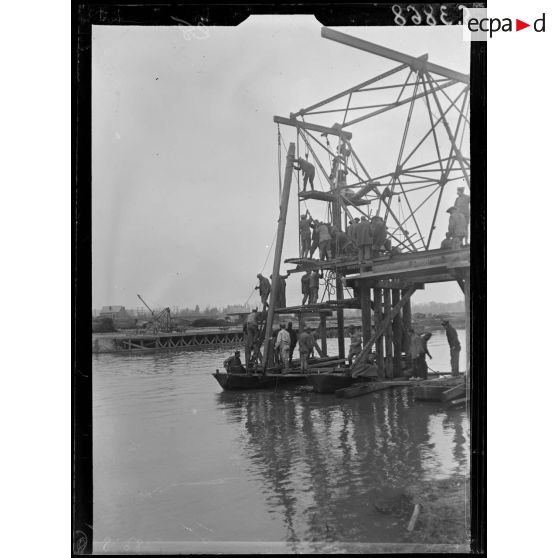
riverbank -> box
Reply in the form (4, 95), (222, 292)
(404, 475), (470, 545)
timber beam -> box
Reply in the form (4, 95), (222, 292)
(345, 247), (470, 284)
(321, 27), (469, 85)
(298, 190), (370, 206)
(273, 115), (352, 140)
(350, 286), (417, 372)
(354, 279), (424, 291)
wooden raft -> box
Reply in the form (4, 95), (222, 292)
(335, 377), (425, 399)
(413, 376), (466, 402)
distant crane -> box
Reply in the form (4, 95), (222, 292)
(137, 294), (171, 333)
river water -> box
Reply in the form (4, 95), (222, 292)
(93, 329), (468, 552)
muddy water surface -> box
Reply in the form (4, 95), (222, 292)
(93, 329), (469, 551)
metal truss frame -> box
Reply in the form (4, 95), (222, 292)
(274, 27), (471, 253)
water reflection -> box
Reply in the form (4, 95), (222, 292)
(216, 388), (469, 544)
(93, 333), (469, 546)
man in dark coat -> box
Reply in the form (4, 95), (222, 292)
(293, 157), (315, 191)
(299, 213), (312, 258)
(286, 321), (298, 366)
(355, 216), (373, 262)
(309, 270), (320, 304)
(255, 273), (271, 309)
(301, 271), (311, 305)
(447, 206), (467, 248)
(442, 319), (461, 376)
(298, 327), (314, 372)
(309, 219), (320, 259)
(224, 351), (246, 373)
(371, 215), (387, 252)
(270, 273), (287, 309)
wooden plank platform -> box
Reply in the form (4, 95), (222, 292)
(335, 377), (426, 398)
(275, 299), (359, 314)
(441, 383), (467, 402)
(345, 247), (470, 283)
(298, 190), (370, 206)
(336, 381), (392, 398)
(414, 376), (466, 401)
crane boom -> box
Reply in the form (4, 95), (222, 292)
(137, 294), (154, 315)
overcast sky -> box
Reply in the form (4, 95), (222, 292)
(92, 16), (470, 312)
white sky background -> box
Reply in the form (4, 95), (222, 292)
(92, 16), (470, 311)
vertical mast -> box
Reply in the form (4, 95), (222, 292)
(263, 142), (296, 370)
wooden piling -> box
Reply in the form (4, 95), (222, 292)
(319, 312), (328, 355)
(373, 287), (384, 379)
(332, 188), (346, 359)
(383, 288), (394, 379)
(263, 142), (295, 369)
(402, 287), (412, 355)
(360, 280), (372, 347)
(392, 289), (403, 377)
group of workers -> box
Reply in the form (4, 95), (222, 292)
(229, 314), (462, 377)
(299, 211), (393, 263)
(273, 322), (317, 372)
(255, 269), (325, 311)
(241, 310), (321, 372)
(300, 213), (355, 261)
(441, 186), (470, 249)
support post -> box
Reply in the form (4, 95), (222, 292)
(402, 288), (412, 355)
(373, 288), (385, 379)
(392, 289), (403, 377)
(332, 185), (346, 359)
(360, 281), (372, 347)
(263, 142), (295, 370)
(383, 288), (394, 379)
(319, 313), (328, 356)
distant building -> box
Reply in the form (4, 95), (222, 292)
(99, 305), (129, 319)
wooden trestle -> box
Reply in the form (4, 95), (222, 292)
(283, 246), (470, 374)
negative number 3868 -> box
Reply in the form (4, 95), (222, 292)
(392, 5), (463, 26)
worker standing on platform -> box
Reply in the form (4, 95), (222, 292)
(442, 319), (461, 376)
(355, 216), (373, 262)
(270, 273), (287, 309)
(309, 219), (320, 259)
(293, 157), (315, 191)
(416, 332), (432, 379)
(298, 326), (314, 372)
(301, 270), (311, 305)
(329, 155), (340, 183)
(275, 323), (291, 372)
(309, 270), (320, 304)
(255, 274), (271, 309)
(317, 221), (332, 260)
(331, 227), (352, 258)
(245, 309), (259, 354)
(300, 213), (312, 258)
(347, 325), (362, 366)
(440, 232), (453, 250)
(409, 328), (424, 379)
(347, 218), (359, 244)
(371, 215), (387, 254)
(454, 186), (470, 244)
(447, 206), (467, 248)
(287, 321), (298, 366)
